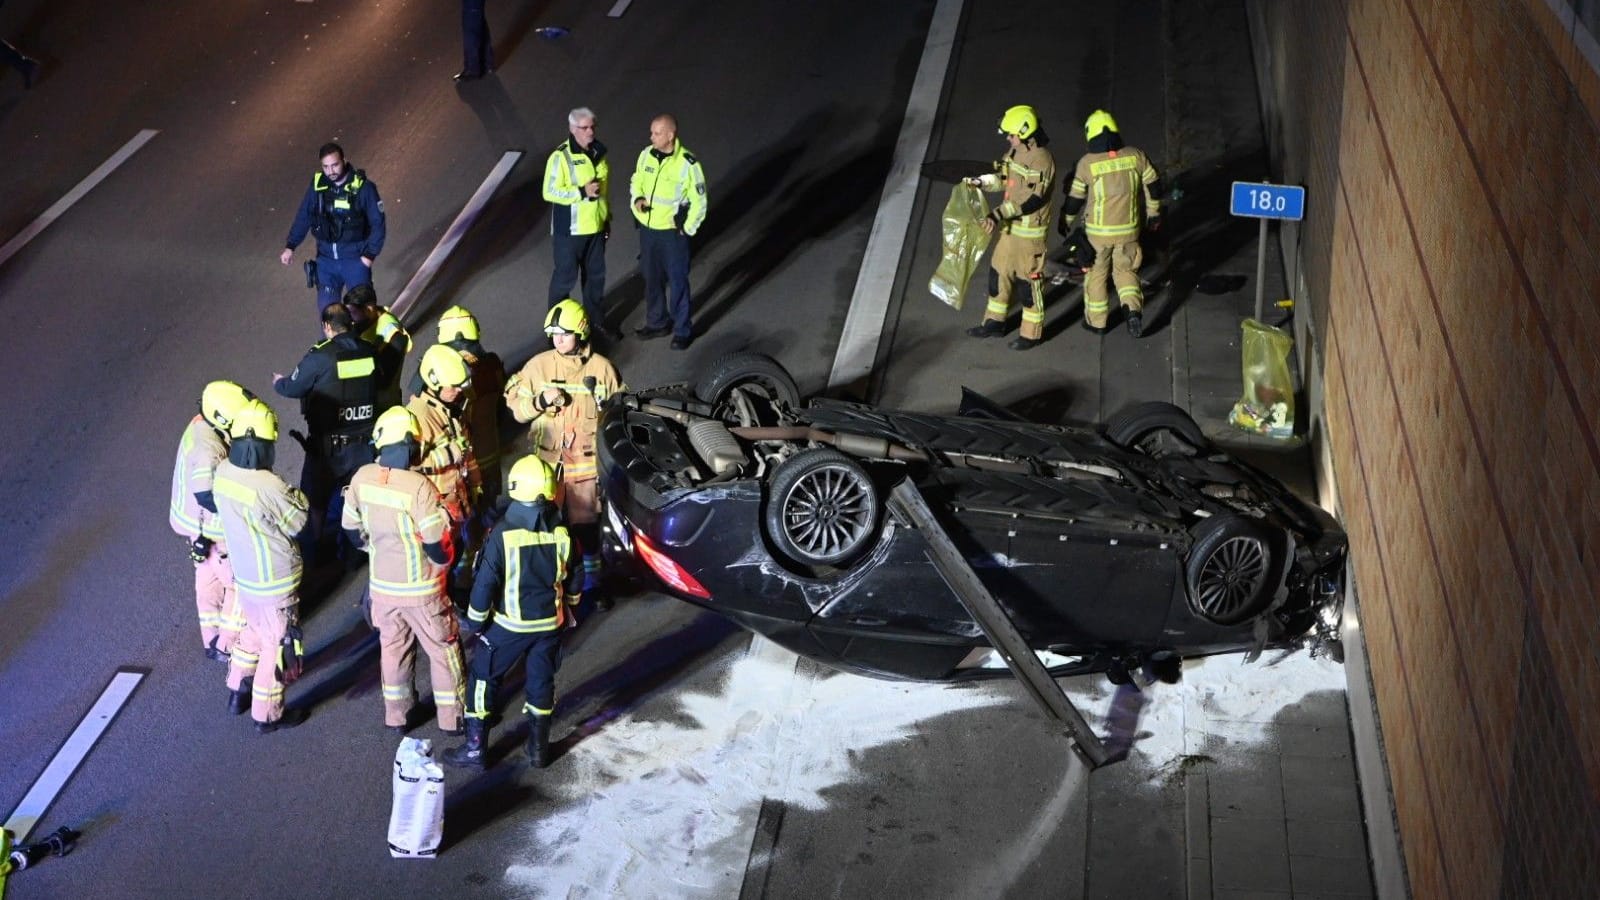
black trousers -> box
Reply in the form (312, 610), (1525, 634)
(548, 230), (608, 324)
(461, 0), (494, 76)
(463, 624), (563, 720)
(638, 228), (692, 339)
(298, 435), (374, 562)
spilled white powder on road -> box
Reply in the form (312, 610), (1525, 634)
(505, 642), (1010, 897)
(504, 642), (1345, 896)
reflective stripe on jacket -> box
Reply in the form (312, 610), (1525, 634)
(213, 462), (308, 605)
(1069, 146), (1160, 240)
(467, 502), (582, 633)
(629, 140), (707, 235)
(170, 415), (228, 541)
(407, 392), (479, 517)
(543, 137), (610, 236)
(503, 347), (623, 465)
(984, 143), (1055, 240)
(342, 464), (450, 604)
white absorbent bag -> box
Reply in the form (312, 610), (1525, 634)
(388, 737), (445, 858)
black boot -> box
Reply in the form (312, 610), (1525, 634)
(227, 678), (251, 716)
(965, 319), (1005, 338)
(256, 707), (307, 735)
(527, 716), (552, 769)
(205, 635), (230, 663)
(443, 719), (487, 769)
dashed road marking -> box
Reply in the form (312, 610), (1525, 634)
(4, 669), (145, 842)
(826, 0), (964, 393)
(608, 0), (634, 17)
(390, 149), (523, 322)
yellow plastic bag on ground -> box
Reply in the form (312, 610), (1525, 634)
(929, 183), (990, 310)
(1228, 318), (1295, 439)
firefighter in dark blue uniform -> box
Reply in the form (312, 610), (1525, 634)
(273, 304), (396, 564)
(279, 142), (387, 315)
(443, 455), (583, 771)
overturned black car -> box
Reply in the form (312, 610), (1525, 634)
(596, 354), (1346, 683)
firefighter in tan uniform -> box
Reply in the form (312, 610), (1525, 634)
(426, 306), (506, 503)
(1060, 109), (1163, 336)
(341, 406), (467, 734)
(407, 344), (481, 527)
(504, 299), (623, 604)
(964, 105), (1057, 351)
(213, 400), (310, 733)
(169, 380), (253, 661)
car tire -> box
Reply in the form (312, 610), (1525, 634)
(1104, 401), (1210, 457)
(694, 352), (802, 409)
(1185, 514), (1282, 625)
(764, 449), (880, 568)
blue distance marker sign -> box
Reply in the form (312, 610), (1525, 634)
(1230, 181), (1306, 221)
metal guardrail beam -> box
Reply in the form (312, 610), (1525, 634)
(888, 480), (1111, 768)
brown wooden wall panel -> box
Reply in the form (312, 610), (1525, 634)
(1254, 0), (1600, 895)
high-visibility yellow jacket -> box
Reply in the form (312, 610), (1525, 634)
(170, 415), (228, 542)
(213, 461), (308, 607)
(629, 140), (707, 235)
(543, 137), (610, 236)
(1068, 145), (1160, 240)
(342, 464), (451, 605)
(504, 347), (623, 483)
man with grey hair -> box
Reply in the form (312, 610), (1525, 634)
(543, 106), (619, 341)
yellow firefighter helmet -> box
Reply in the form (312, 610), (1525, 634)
(507, 455), (556, 503)
(543, 299), (589, 342)
(228, 399), (279, 442)
(1084, 109), (1119, 141)
(199, 380), (255, 432)
(999, 105), (1039, 140)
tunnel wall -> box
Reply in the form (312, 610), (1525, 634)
(1248, 0), (1600, 896)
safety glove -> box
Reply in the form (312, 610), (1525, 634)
(278, 625), (306, 684)
(189, 536), (214, 564)
(1057, 209), (1073, 238)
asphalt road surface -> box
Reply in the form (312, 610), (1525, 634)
(0, 1), (1333, 898)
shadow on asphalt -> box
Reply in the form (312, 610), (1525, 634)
(553, 610), (741, 754)
(441, 763), (541, 853)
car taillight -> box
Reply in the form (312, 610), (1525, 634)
(633, 530), (711, 600)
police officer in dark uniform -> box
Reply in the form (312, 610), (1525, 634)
(279, 142), (387, 315)
(273, 304), (394, 564)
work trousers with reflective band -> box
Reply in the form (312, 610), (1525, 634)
(462, 625), (563, 722)
(226, 601), (295, 723)
(373, 598), (466, 730)
(195, 544), (243, 653)
(1084, 235), (1144, 328)
(982, 234), (1047, 340)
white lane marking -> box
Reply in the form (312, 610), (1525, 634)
(608, 0), (633, 17)
(826, 0), (964, 392)
(390, 150), (523, 322)
(0, 130), (159, 270)
(3, 670), (144, 842)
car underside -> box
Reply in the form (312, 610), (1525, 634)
(597, 353), (1348, 683)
